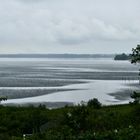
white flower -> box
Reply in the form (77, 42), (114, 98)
(114, 129), (118, 133)
(67, 112), (72, 117)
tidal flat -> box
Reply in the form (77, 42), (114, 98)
(0, 58), (139, 107)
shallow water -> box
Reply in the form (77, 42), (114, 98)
(0, 58), (139, 106)
(3, 80), (139, 105)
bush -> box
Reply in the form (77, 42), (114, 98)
(87, 98), (102, 109)
(131, 91), (140, 104)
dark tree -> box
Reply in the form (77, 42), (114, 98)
(131, 44), (140, 63)
(114, 53), (130, 60)
(87, 98), (102, 109)
(131, 91), (140, 104)
(131, 44), (140, 84)
(0, 97), (7, 103)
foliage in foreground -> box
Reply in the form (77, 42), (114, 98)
(131, 91), (140, 104)
(0, 100), (140, 140)
(131, 44), (140, 64)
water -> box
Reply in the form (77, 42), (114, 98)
(0, 58), (139, 106)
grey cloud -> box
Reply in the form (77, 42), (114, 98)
(16, 0), (46, 3)
(0, 0), (140, 53)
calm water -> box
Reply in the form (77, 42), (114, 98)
(0, 58), (139, 106)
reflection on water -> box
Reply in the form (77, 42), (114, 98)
(0, 58), (139, 105)
(3, 80), (139, 105)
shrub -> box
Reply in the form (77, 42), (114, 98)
(87, 98), (102, 109)
(131, 91), (140, 104)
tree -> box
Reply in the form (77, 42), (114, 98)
(0, 97), (7, 103)
(130, 46), (140, 95)
(114, 53), (130, 60)
(131, 45), (140, 84)
(87, 98), (102, 109)
(131, 44), (140, 64)
(131, 91), (140, 104)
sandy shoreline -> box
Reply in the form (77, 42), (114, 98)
(108, 82), (140, 101)
(2, 80), (140, 108)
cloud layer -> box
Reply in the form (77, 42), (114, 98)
(0, 0), (140, 53)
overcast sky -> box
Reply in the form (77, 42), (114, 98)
(0, 0), (140, 54)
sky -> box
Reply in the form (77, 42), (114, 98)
(0, 0), (140, 54)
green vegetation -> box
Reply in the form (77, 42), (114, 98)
(114, 53), (130, 60)
(0, 96), (7, 103)
(131, 91), (140, 104)
(87, 98), (102, 109)
(131, 44), (140, 63)
(0, 101), (140, 140)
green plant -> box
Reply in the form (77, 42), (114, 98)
(87, 98), (102, 109)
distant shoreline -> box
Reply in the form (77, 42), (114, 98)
(0, 54), (115, 58)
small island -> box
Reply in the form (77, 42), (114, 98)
(114, 53), (130, 60)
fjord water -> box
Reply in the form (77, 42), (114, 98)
(0, 58), (139, 106)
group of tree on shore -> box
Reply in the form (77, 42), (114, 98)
(114, 53), (130, 60)
(114, 44), (140, 61)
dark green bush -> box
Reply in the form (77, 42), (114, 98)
(87, 98), (102, 109)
